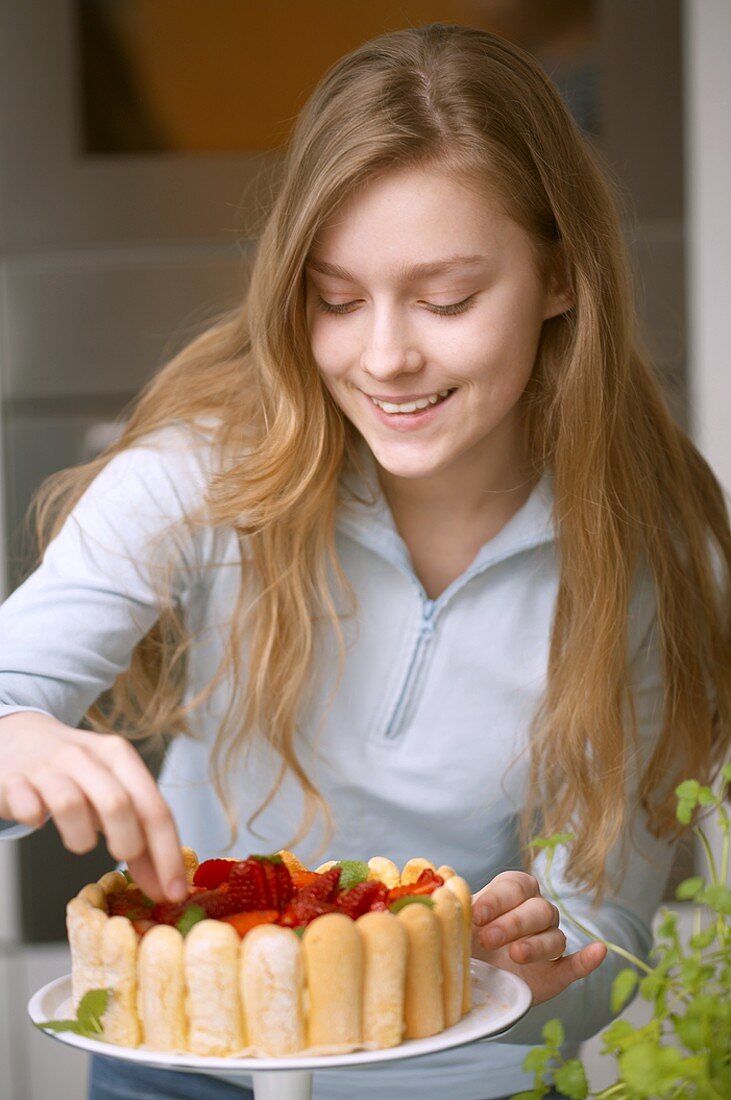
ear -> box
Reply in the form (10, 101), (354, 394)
(542, 253), (573, 320)
(542, 285), (574, 320)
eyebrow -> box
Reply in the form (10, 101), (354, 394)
(305, 254), (489, 282)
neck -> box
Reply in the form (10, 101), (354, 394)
(376, 428), (536, 537)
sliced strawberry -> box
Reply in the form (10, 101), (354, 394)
(192, 858), (236, 889)
(151, 898), (191, 925)
(279, 894), (339, 928)
(227, 860), (269, 911)
(108, 888), (155, 921)
(273, 860), (294, 909)
(222, 909), (279, 937)
(195, 887), (239, 920)
(302, 866), (341, 902)
(336, 880), (389, 919)
(387, 868), (444, 903)
(260, 858), (279, 907)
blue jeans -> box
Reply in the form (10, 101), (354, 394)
(88, 1053), (566, 1098)
(88, 1055), (255, 1098)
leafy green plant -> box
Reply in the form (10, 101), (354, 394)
(514, 764), (731, 1100)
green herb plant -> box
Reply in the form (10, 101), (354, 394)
(514, 764), (731, 1100)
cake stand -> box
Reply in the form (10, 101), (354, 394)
(28, 960), (531, 1100)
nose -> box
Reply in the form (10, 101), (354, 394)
(359, 307), (426, 381)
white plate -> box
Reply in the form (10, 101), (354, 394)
(28, 960), (531, 1073)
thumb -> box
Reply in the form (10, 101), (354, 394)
(559, 941), (608, 988)
(530, 941), (607, 1005)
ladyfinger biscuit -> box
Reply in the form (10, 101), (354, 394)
(314, 860), (338, 874)
(436, 864), (457, 880)
(138, 925), (187, 1050)
(100, 916), (141, 1046)
(76, 883), (106, 909)
(445, 874), (472, 1014)
(240, 924), (304, 1055)
(67, 896), (108, 1010)
(302, 912), (362, 1048)
(181, 846), (199, 884)
(401, 857), (437, 885)
(397, 903), (444, 1038)
(432, 886), (464, 1027)
(184, 920), (244, 1055)
(356, 910), (407, 1047)
(97, 871), (127, 896)
(367, 856), (400, 888)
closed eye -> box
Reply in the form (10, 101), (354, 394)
(314, 295), (477, 317)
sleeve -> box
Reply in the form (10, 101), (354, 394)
(499, 572), (677, 1045)
(0, 422), (218, 731)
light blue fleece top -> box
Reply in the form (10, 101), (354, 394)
(0, 423), (674, 1099)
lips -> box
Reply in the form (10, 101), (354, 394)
(365, 388), (455, 414)
(359, 386), (457, 429)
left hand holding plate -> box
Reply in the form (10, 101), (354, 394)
(471, 871), (607, 1005)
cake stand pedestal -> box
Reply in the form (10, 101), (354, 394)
(249, 1068), (312, 1100)
(28, 961), (531, 1100)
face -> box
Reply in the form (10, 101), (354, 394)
(305, 166), (570, 492)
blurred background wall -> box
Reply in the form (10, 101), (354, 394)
(0, 2), (727, 1097)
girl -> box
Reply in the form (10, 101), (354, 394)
(1, 22), (729, 1100)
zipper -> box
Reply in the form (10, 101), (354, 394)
(382, 599), (436, 739)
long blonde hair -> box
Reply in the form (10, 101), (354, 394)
(31, 24), (730, 895)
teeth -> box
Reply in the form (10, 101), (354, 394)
(370, 389), (452, 414)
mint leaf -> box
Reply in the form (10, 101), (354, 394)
(620, 1044), (684, 1096)
(77, 989), (111, 1034)
(689, 925), (716, 950)
(611, 968), (639, 1013)
(122, 869), (134, 884)
(176, 904), (206, 936)
(523, 1047), (552, 1072)
(250, 853), (283, 864)
(675, 875), (704, 901)
(697, 883), (731, 915)
(542, 1018), (565, 1048)
(36, 987), (111, 1038)
(389, 895), (435, 913)
(554, 1059), (588, 1099)
(335, 860), (369, 890)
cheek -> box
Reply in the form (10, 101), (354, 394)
(308, 322), (350, 383)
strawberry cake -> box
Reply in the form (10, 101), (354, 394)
(64, 847), (473, 1056)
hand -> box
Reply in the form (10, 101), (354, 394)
(471, 870), (607, 1006)
(0, 711), (187, 903)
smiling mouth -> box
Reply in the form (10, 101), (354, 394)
(366, 388), (456, 414)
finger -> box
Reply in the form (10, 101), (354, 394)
(31, 770), (100, 855)
(476, 894), (559, 949)
(125, 850), (162, 895)
(508, 927), (567, 964)
(553, 942), (608, 991)
(90, 736), (187, 902)
(1, 773), (48, 827)
(472, 871), (541, 925)
(50, 744), (149, 870)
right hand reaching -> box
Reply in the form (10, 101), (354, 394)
(0, 710), (188, 903)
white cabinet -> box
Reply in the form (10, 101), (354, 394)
(3, 944), (89, 1100)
